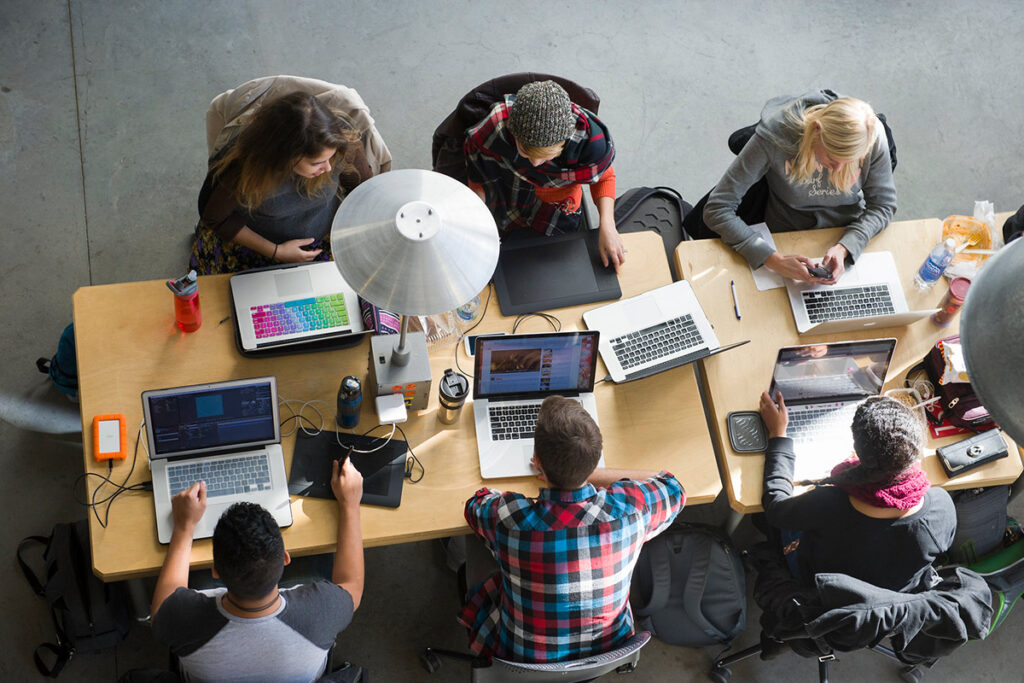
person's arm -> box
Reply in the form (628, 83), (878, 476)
(590, 168), (625, 273)
(231, 227), (321, 263)
(833, 121), (897, 265)
(587, 467), (661, 489)
(330, 458), (364, 610)
(151, 481), (207, 618)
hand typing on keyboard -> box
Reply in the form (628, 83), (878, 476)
(759, 391), (789, 439)
(171, 481), (208, 537)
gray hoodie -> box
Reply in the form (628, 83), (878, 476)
(704, 90), (897, 268)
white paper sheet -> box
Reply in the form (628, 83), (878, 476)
(747, 223), (786, 290)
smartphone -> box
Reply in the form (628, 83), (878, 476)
(464, 332), (507, 357)
(807, 264), (834, 280)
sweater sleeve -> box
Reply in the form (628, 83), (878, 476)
(703, 137), (777, 268)
(588, 165), (616, 201)
(836, 120), (897, 261)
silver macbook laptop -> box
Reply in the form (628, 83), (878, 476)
(142, 376), (293, 543)
(473, 331), (604, 479)
(584, 280), (748, 383)
(229, 262), (368, 352)
(768, 338), (897, 481)
(785, 251), (937, 335)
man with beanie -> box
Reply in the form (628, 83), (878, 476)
(464, 80), (626, 272)
(758, 393), (956, 592)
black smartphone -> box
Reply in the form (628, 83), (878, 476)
(807, 264), (834, 279)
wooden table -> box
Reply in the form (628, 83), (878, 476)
(74, 232), (720, 580)
(673, 216), (1023, 515)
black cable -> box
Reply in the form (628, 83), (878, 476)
(395, 424), (424, 483)
(74, 424), (149, 529)
(511, 312), (561, 334)
(453, 284), (494, 380)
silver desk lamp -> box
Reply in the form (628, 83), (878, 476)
(960, 237), (1024, 444)
(330, 169), (499, 410)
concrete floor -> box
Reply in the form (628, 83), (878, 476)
(2, 0), (1023, 680)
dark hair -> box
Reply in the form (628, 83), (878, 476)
(534, 395), (602, 489)
(811, 396), (923, 488)
(212, 502), (286, 600)
(212, 92), (360, 210)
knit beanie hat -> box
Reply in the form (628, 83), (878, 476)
(508, 80), (576, 148)
(850, 396), (923, 477)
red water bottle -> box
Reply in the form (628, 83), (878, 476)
(167, 270), (201, 332)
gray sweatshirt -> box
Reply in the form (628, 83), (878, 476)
(704, 90), (897, 268)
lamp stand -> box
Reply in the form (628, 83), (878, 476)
(369, 317), (432, 411)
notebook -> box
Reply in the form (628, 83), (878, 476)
(142, 376), (292, 543)
(229, 262), (368, 352)
(785, 251), (937, 335)
(768, 338), (897, 481)
(472, 331), (604, 479)
(583, 280), (748, 383)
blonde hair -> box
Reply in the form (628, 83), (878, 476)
(518, 140), (565, 160)
(786, 97), (877, 192)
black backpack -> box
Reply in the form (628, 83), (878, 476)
(36, 322), (79, 400)
(18, 520), (132, 677)
(630, 522), (746, 647)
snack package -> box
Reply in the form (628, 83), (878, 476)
(937, 339), (970, 385)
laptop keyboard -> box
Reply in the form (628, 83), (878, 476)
(802, 285), (895, 323)
(167, 454), (272, 498)
(787, 402), (858, 443)
(611, 315), (703, 370)
(251, 294), (350, 340)
(489, 399), (583, 440)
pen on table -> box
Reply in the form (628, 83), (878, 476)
(730, 280), (741, 320)
(219, 315), (231, 325)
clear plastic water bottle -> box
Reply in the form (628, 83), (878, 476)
(914, 238), (957, 291)
(455, 295), (481, 332)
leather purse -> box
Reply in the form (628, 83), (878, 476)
(936, 428), (1009, 477)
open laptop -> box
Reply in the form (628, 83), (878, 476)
(785, 251), (938, 335)
(142, 376), (293, 543)
(473, 331), (605, 478)
(768, 338), (897, 481)
(584, 280), (749, 383)
(229, 262), (368, 352)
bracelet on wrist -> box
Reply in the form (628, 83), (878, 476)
(272, 244), (279, 261)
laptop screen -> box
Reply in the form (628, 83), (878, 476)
(768, 338), (897, 404)
(473, 331), (599, 400)
(142, 377), (280, 460)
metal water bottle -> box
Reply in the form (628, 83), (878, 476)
(337, 376), (361, 429)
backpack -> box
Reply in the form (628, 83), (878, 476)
(944, 485), (1010, 565)
(36, 323), (78, 401)
(630, 522), (746, 647)
(614, 186), (693, 279)
(18, 520), (132, 677)
(906, 334), (995, 432)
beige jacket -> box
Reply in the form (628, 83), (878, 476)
(205, 75), (392, 175)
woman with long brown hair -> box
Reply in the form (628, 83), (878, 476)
(190, 92), (372, 274)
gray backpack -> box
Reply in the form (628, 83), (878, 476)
(630, 522), (746, 647)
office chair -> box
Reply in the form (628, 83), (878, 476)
(421, 631), (650, 682)
(708, 542), (992, 683)
(0, 383), (82, 444)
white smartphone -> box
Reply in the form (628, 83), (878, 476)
(464, 332), (507, 357)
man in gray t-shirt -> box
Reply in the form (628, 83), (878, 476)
(151, 458), (364, 682)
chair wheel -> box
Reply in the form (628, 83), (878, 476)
(420, 648), (442, 674)
(899, 666), (922, 683)
(708, 666), (732, 682)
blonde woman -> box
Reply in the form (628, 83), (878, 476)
(702, 90), (896, 283)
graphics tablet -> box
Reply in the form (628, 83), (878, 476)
(289, 431), (406, 508)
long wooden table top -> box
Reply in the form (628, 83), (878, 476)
(673, 216), (1022, 514)
(74, 232), (720, 580)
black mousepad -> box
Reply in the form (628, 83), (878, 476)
(289, 431), (406, 508)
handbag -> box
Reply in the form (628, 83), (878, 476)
(905, 334), (995, 432)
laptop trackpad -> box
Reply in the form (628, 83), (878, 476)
(626, 296), (663, 330)
(507, 240), (597, 300)
(274, 269), (314, 298)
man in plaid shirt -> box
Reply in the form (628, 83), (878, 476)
(458, 395), (685, 662)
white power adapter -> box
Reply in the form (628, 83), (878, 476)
(374, 393), (408, 425)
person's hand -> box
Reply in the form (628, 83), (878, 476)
(331, 457), (363, 508)
(821, 243), (849, 282)
(530, 455), (548, 483)
(171, 481), (207, 533)
(275, 238), (322, 263)
(763, 252), (816, 282)
(598, 224), (626, 273)
(759, 391), (789, 439)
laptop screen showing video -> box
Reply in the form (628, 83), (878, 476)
(473, 332), (599, 400)
(768, 339), (896, 404)
(143, 378), (279, 460)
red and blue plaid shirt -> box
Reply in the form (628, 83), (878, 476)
(458, 472), (684, 662)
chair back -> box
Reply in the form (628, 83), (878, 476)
(205, 75), (392, 175)
(470, 631), (650, 683)
(432, 72), (600, 183)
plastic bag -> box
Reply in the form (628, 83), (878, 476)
(407, 312), (457, 348)
(944, 202), (999, 280)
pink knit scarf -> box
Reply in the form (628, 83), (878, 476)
(830, 457), (931, 510)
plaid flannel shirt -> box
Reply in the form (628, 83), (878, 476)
(458, 472), (684, 662)
(464, 96), (615, 235)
